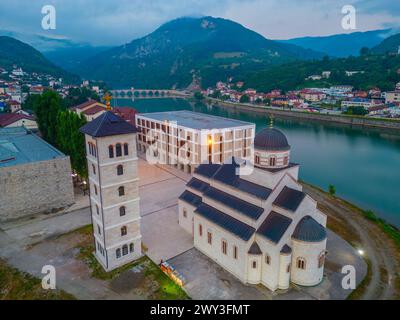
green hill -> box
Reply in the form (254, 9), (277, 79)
(371, 33), (400, 54)
(77, 16), (323, 89)
(0, 36), (80, 83)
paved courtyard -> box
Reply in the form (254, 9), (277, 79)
(0, 157), (366, 300)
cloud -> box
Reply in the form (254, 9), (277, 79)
(0, 0), (399, 45)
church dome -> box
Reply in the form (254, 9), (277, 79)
(292, 216), (327, 242)
(254, 128), (290, 151)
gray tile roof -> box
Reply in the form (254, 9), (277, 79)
(280, 244), (292, 255)
(178, 190), (202, 207)
(80, 111), (138, 137)
(248, 242), (262, 255)
(257, 211), (292, 244)
(195, 160), (272, 200)
(195, 203), (255, 241)
(292, 216), (327, 242)
(186, 178), (210, 193)
(203, 186), (264, 220)
(273, 186), (306, 212)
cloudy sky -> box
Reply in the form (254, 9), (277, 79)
(0, 0), (399, 45)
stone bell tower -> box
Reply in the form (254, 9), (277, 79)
(80, 95), (142, 271)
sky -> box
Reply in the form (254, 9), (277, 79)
(0, 0), (399, 46)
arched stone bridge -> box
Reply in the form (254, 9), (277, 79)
(110, 89), (184, 98)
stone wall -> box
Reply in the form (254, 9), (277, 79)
(0, 157), (75, 222)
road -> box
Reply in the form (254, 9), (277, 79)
(303, 183), (400, 300)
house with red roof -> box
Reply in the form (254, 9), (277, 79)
(0, 113), (37, 130)
(71, 99), (107, 121)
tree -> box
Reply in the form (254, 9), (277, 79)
(194, 91), (204, 100)
(240, 94), (250, 103)
(360, 47), (370, 56)
(328, 185), (336, 196)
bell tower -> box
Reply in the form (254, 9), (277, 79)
(80, 105), (142, 271)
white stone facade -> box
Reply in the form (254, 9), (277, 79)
(84, 132), (142, 271)
(178, 127), (328, 291)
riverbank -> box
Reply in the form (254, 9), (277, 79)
(301, 182), (400, 300)
(204, 97), (400, 131)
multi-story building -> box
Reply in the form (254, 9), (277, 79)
(0, 127), (74, 222)
(385, 91), (400, 105)
(136, 111), (255, 174)
(178, 126), (328, 291)
(80, 111), (142, 271)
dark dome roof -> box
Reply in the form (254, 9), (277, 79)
(292, 216), (327, 242)
(254, 128), (290, 151)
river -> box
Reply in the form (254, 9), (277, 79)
(114, 98), (400, 227)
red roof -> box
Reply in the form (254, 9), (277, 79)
(83, 105), (106, 115)
(73, 99), (100, 110)
(0, 113), (34, 127)
(112, 107), (137, 125)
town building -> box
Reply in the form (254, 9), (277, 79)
(178, 125), (328, 291)
(0, 113), (38, 130)
(385, 91), (400, 105)
(136, 111), (255, 174)
(0, 127), (74, 221)
(80, 109), (142, 272)
(71, 100), (107, 120)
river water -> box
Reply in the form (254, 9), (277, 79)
(115, 98), (400, 227)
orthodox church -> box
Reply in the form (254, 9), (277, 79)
(178, 123), (328, 291)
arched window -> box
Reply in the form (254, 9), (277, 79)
(297, 257), (306, 270)
(252, 261), (257, 269)
(119, 206), (126, 216)
(116, 248), (121, 258)
(116, 143), (122, 157)
(108, 145), (114, 158)
(283, 156), (289, 166)
(221, 240), (227, 255)
(269, 156), (276, 166)
(121, 226), (127, 236)
(118, 186), (125, 196)
(92, 164), (96, 175)
(117, 165), (124, 176)
(88, 143), (92, 155)
(122, 244), (128, 255)
(129, 243), (134, 253)
(318, 251), (326, 268)
(265, 255), (271, 265)
(124, 143), (129, 156)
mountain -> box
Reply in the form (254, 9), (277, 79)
(280, 29), (392, 57)
(77, 16), (324, 89)
(0, 36), (80, 83)
(371, 33), (400, 54)
(44, 45), (111, 72)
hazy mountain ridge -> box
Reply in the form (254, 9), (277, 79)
(0, 36), (80, 83)
(281, 29), (393, 57)
(76, 16), (324, 88)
